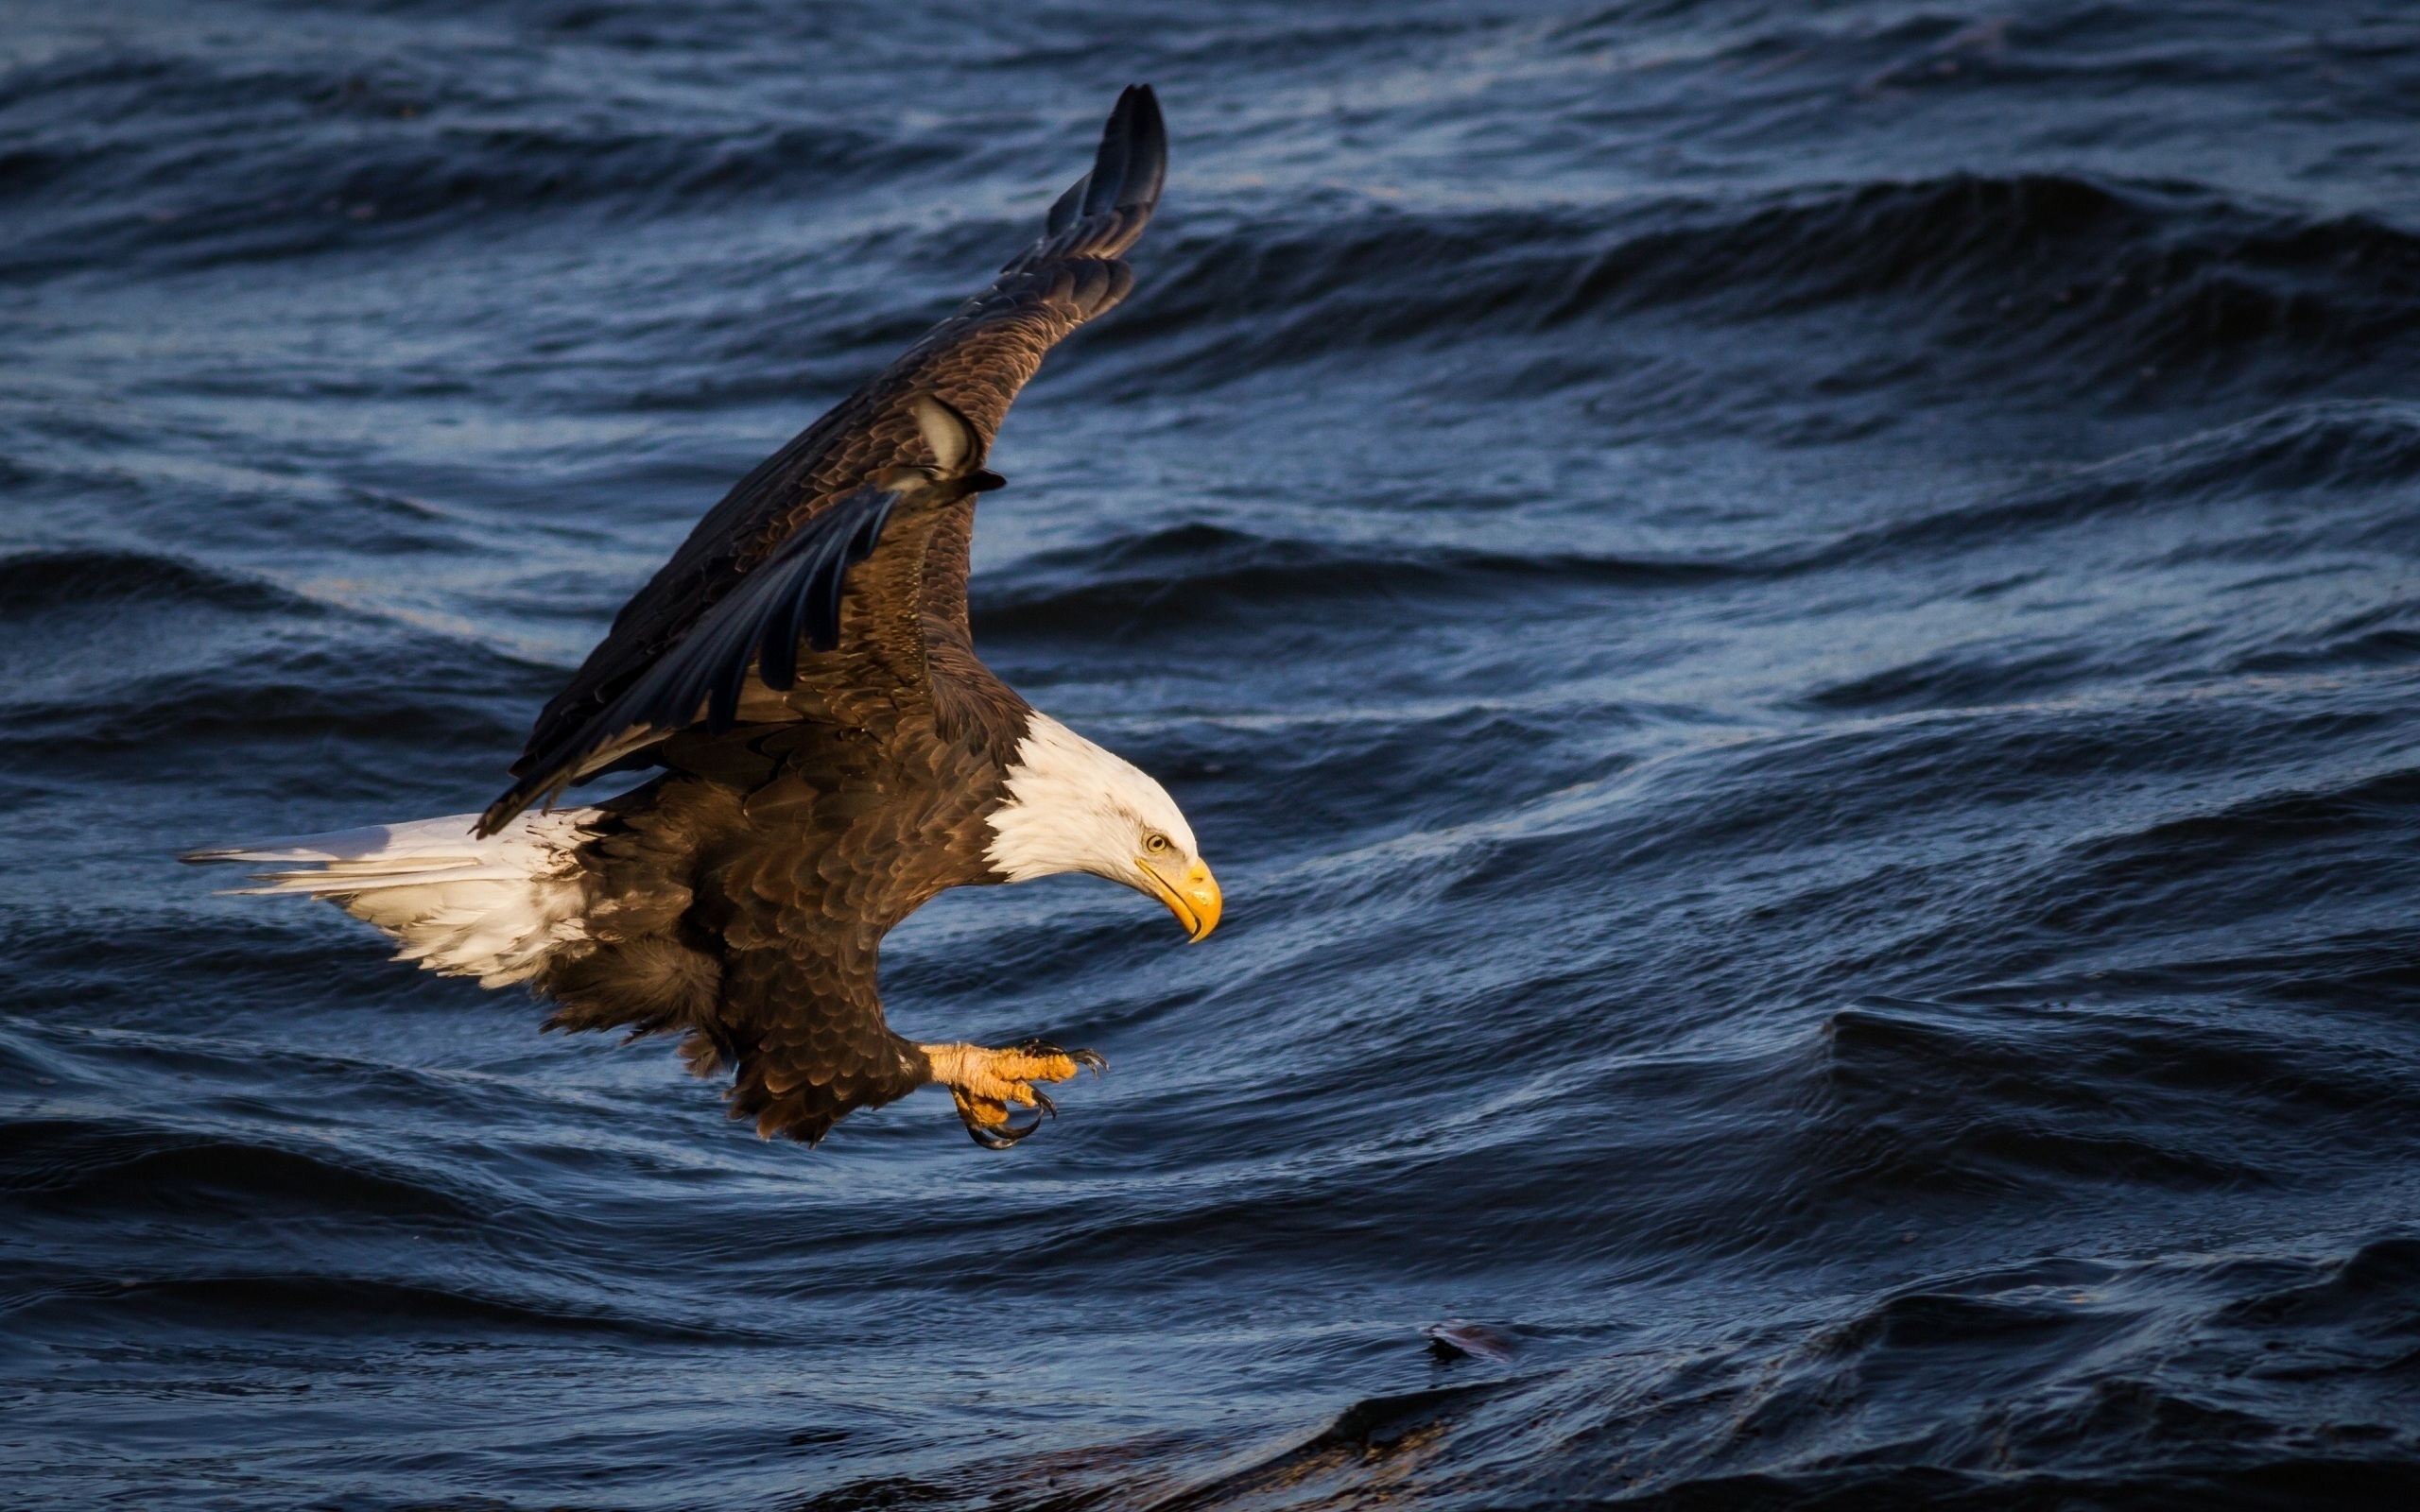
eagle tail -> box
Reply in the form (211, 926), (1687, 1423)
(184, 811), (598, 988)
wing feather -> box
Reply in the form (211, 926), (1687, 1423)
(478, 85), (1167, 835)
(482, 485), (900, 829)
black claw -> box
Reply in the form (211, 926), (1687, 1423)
(964, 1121), (1016, 1150)
(1014, 1038), (1109, 1076)
(962, 1103), (1046, 1150)
(1031, 1088), (1058, 1118)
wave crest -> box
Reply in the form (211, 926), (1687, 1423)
(1103, 175), (2420, 398)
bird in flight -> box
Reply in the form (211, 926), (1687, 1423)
(189, 86), (1219, 1150)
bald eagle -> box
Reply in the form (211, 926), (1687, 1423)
(187, 86), (1219, 1150)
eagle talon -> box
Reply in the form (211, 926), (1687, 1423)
(925, 1039), (1102, 1150)
(964, 1115), (1032, 1150)
(951, 1086), (1046, 1149)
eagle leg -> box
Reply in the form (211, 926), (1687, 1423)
(919, 1040), (1105, 1150)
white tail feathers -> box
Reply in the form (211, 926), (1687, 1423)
(187, 810), (600, 988)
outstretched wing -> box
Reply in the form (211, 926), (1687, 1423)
(481, 84), (1168, 834)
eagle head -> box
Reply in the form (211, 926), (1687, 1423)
(983, 713), (1222, 942)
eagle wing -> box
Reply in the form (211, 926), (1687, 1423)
(479, 84), (1167, 835)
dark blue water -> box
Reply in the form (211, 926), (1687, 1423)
(9, 2), (2420, 1507)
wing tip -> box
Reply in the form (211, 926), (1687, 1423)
(1099, 83), (1167, 216)
(1013, 85), (1168, 272)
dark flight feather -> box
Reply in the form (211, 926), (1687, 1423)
(570, 482), (901, 752)
(477, 84), (1166, 837)
(751, 485), (896, 695)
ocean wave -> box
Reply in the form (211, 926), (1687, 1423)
(1805, 1004), (2287, 1196)
(0, 1115), (478, 1220)
(972, 523), (1740, 636)
(2228, 604), (2420, 678)
(7, 1270), (744, 1343)
(1814, 402), (2420, 568)
(0, 642), (540, 762)
(1138, 1383), (1507, 1512)
(0, 548), (308, 619)
(0, 47), (959, 276)
(1011, 1270), (2420, 1511)
(1602, 1461), (2420, 1511)
(2070, 765), (2420, 868)
(2005, 765), (2420, 960)
(1194, 1239), (2420, 1510)
(1803, 644), (2105, 714)
(2216, 1235), (2420, 1343)
(0, 546), (554, 765)
(1102, 175), (2420, 398)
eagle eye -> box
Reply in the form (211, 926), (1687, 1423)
(1143, 832), (1172, 855)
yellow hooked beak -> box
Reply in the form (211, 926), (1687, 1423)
(1140, 857), (1222, 943)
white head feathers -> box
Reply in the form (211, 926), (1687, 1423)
(985, 712), (1199, 884)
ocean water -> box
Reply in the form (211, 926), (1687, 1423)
(9, 2), (2420, 1507)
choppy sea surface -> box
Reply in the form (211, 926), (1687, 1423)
(9, 2), (2420, 1507)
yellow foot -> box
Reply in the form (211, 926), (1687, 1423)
(919, 1039), (1106, 1150)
